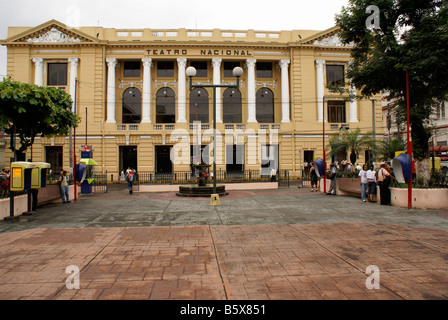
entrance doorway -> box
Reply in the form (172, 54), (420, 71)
(46, 146), (63, 173)
(155, 145), (173, 174)
(119, 146), (137, 173)
(226, 144), (244, 173)
(261, 144), (278, 176)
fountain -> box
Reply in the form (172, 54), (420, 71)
(176, 164), (228, 197)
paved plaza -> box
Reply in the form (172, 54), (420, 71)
(0, 185), (447, 300)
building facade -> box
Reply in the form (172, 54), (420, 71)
(381, 97), (448, 162)
(1, 20), (383, 179)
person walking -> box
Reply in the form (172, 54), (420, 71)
(359, 164), (368, 202)
(58, 170), (70, 204)
(310, 162), (318, 192)
(326, 163), (337, 195)
(367, 165), (377, 202)
(126, 169), (135, 194)
(378, 162), (396, 205)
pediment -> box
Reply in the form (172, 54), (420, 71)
(8, 20), (97, 44)
(25, 27), (83, 43)
(301, 26), (354, 47)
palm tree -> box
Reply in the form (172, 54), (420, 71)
(375, 137), (406, 161)
(327, 128), (375, 165)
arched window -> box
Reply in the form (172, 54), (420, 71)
(122, 87), (142, 123)
(189, 87), (209, 123)
(256, 87), (274, 123)
(223, 88), (242, 123)
(156, 87), (175, 123)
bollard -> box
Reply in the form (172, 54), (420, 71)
(210, 194), (220, 206)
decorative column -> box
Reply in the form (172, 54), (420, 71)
(212, 58), (223, 123)
(279, 59), (291, 123)
(246, 58), (257, 123)
(348, 62), (358, 123)
(68, 58), (79, 113)
(315, 59), (326, 122)
(349, 82), (359, 123)
(141, 57), (152, 123)
(177, 58), (187, 123)
(106, 58), (117, 124)
(32, 58), (44, 87)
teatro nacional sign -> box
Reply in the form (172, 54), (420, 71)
(145, 48), (252, 56)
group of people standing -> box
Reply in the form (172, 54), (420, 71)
(356, 162), (397, 205)
(307, 160), (396, 206)
(358, 164), (379, 202)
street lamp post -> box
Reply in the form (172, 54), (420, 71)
(186, 66), (243, 196)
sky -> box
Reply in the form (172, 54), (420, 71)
(0, 0), (350, 79)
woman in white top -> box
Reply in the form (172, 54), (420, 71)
(358, 164), (369, 202)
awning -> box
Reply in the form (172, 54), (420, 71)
(430, 145), (448, 152)
(80, 158), (98, 166)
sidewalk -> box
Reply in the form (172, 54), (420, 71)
(0, 187), (447, 300)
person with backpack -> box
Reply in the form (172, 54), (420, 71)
(58, 171), (70, 203)
(126, 169), (135, 194)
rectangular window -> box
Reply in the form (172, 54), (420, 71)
(124, 61), (141, 78)
(326, 65), (345, 85)
(157, 61), (174, 77)
(47, 63), (67, 86)
(256, 62), (273, 78)
(328, 100), (346, 123)
(436, 103), (441, 119)
(190, 61), (208, 77)
(438, 102), (446, 119)
(224, 61), (240, 78)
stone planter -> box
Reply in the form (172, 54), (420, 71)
(0, 184), (79, 220)
(390, 187), (448, 210)
(336, 178), (362, 197)
(0, 195), (27, 220)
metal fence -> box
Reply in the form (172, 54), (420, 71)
(135, 170), (290, 186)
(0, 170), (293, 198)
(92, 173), (108, 193)
(278, 170), (290, 188)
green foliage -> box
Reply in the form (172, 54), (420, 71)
(327, 127), (375, 164)
(336, 170), (359, 178)
(0, 78), (80, 154)
(375, 137), (407, 161)
(335, 0), (448, 160)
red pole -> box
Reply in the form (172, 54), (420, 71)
(73, 78), (78, 201)
(323, 97), (326, 193)
(74, 154), (77, 201)
(406, 70), (412, 209)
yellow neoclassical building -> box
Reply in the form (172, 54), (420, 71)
(0, 20), (383, 179)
